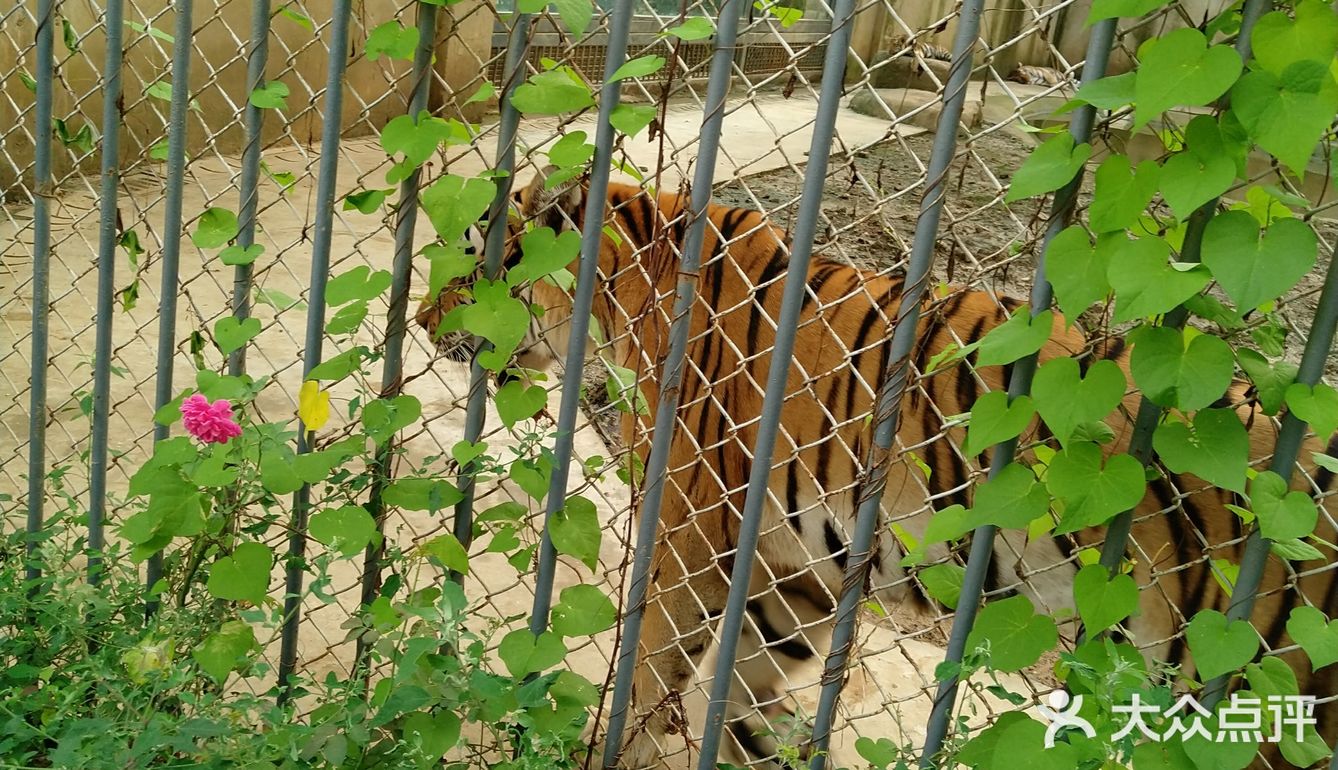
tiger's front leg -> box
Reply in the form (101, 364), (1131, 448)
(614, 523), (730, 770)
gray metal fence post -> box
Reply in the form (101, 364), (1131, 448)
(88, 0), (127, 586)
(227, 0), (273, 377)
(26, 0), (57, 585)
(357, 0), (439, 669)
(146, 0), (197, 611)
(277, 0), (354, 703)
(803, 0), (981, 765)
(918, 16), (1119, 767)
(452, 10), (532, 568)
(527, 0), (634, 634)
(597, 1), (745, 763)
(686, 0), (865, 765)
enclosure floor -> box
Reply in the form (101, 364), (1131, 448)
(1, 91), (1039, 767)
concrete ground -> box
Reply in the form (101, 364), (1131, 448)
(1, 91), (1041, 767)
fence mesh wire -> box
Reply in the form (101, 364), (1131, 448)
(4, 0), (1337, 768)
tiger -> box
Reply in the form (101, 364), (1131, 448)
(415, 166), (1338, 770)
(1007, 63), (1072, 88)
(887, 34), (954, 63)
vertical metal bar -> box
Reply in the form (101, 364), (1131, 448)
(227, 0), (272, 377)
(452, 11), (532, 569)
(599, 1), (744, 763)
(88, 0), (127, 586)
(1202, 244), (1338, 707)
(26, 0), (56, 585)
(918, 17), (1118, 767)
(693, 2), (871, 767)
(803, 0), (979, 764)
(1095, 0), (1269, 578)
(145, 0), (196, 610)
(356, 0), (439, 668)
(527, 0), (633, 634)
(277, 0), (353, 702)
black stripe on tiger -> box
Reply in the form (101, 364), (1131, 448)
(745, 600), (815, 660)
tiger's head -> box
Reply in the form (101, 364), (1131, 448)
(413, 165), (590, 374)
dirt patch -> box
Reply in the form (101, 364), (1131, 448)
(713, 128), (1052, 298)
(712, 125), (1336, 380)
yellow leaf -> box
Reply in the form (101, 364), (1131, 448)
(299, 380), (330, 431)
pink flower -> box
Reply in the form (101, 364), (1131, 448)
(180, 394), (242, 445)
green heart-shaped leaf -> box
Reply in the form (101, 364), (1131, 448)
(309, 505), (378, 558)
(1186, 609), (1259, 680)
(1250, 470), (1318, 541)
(1231, 61), (1338, 176)
(1106, 236), (1210, 323)
(918, 563), (965, 610)
(1047, 443), (1146, 533)
(1250, 0), (1338, 78)
(1203, 212), (1316, 312)
(964, 595), (1058, 672)
(385, 478), (464, 513)
(1032, 357), (1126, 446)
(219, 243), (263, 266)
(1072, 564), (1138, 632)
(1089, 155), (1160, 233)
(964, 391), (1034, 456)
(550, 494), (601, 572)
(401, 710), (462, 761)
(495, 380), (548, 429)
(976, 307), (1054, 367)
(248, 81), (289, 110)
(421, 174), (497, 247)
(551, 584), (616, 637)
(1237, 349), (1296, 415)
(1285, 382), (1338, 438)
(1005, 134), (1092, 202)
(511, 69), (595, 116)
(459, 280), (529, 369)
(552, 0), (594, 35)
(193, 620), (258, 682)
(192, 207), (239, 249)
(206, 542), (272, 604)
(361, 395), (421, 445)
(497, 629), (567, 678)
(1134, 28), (1242, 130)
(419, 532), (470, 574)
(1044, 227), (1115, 319)
(326, 266), (393, 306)
(1160, 116), (1239, 220)
(1153, 408), (1249, 493)
(380, 111), (456, 167)
(507, 227), (582, 287)
(1129, 327), (1234, 411)
(1286, 606), (1338, 671)
(508, 456), (551, 500)
(966, 462), (1050, 529)
(213, 316), (261, 355)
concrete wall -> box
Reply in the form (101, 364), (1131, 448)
(849, 0), (1232, 80)
(0, 1), (493, 198)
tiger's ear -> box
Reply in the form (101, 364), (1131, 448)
(522, 164), (586, 232)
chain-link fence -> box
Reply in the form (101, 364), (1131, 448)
(6, 0), (1338, 768)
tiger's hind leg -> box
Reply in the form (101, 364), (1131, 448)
(617, 520), (731, 770)
(719, 580), (840, 769)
